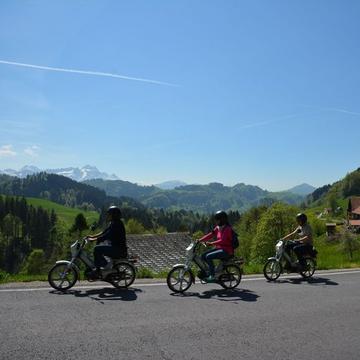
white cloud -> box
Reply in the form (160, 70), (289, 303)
(0, 144), (17, 157)
(24, 145), (40, 157)
(0, 59), (178, 87)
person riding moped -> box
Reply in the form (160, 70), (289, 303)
(282, 213), (313, 270)
(86, 206), (128, 277)
(198, 210), (234, 282)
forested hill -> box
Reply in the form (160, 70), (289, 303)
(0, 173), (144, 211)
(306, 167), (360, 206)
(85, 179), (304, 212)
(85, 178), (159, 200)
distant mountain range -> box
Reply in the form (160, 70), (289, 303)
(0, 165), (316, 212)
(0, 165), (120, 182)
(85, 179), (308, 213)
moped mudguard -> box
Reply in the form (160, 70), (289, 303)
(267, 257), (278, 261)
(55, 260), (81, 279)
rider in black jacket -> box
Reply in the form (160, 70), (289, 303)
(87, 206), (128, 274)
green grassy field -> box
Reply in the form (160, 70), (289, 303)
(26, 197), (99, 227)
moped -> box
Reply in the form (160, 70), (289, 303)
(48, 238), (136, 291)
(263, 239), (317, 281)
(167, 240), (244, 293)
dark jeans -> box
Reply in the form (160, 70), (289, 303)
(201, 249), (230, 276)
(293, 244), (313, 266)
(94, 245), (123, 268)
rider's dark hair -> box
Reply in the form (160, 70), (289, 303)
(107, 206), (122, 222)
(214, 210), (229, 226)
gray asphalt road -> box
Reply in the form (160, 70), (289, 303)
(1, 270), (359, 360)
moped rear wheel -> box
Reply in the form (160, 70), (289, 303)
(48, 263), (78, 291)
(167, 265), (192, 293)
(219, 264), (242, 289)
(109, 262), (136, 288)
(263, 259), (282, 281)
(300, 258), (316, 279)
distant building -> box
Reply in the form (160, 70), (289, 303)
(347, 197), (360, 232)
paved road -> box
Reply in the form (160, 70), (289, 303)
(1, 270), (359, 360)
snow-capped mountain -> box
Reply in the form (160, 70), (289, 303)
(0, 165), (42, 178)
(0, 165), (120, 182)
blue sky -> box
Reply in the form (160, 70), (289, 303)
(0, 1), (359, 191)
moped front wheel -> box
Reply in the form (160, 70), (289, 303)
(263, 259), (282, 281)
(219, 264), (242, 289)
(109, 262), (136, 288)
(48, 263), (78, 291)
(300, 258), (316, 279)
(167, 265), (193, 293)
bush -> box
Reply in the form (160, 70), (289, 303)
(126, 219), (146, 234)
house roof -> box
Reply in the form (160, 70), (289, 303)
(349, 197), (360, 213)
(126, 232), (192, 271)
(349, 220), (360, 227)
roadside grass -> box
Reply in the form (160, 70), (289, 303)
(315, 235), (360, 270)
(0, 273), (47, 283)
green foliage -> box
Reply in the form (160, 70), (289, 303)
(125, 218), (146, 234)
(191, 230), (204, 240)
(136, 267), (156, 278)
(154, 226), (168, 235)
(0, 269), (9, 282)
(86, 178), (305, 213)
(307, 214), (327, 237)
(23, 249), (46, 275)
(342, 169), (360, 197)
(327, 191), (339, 213)
(251, 203), (299, 263)
(315, 234), (360, 269)
(26, 197), (98, 227)
(0, 172), (144, 212)
(70, 213), (88, 235)
(234, 206), (268, 262)
(341, 231), (360, 260)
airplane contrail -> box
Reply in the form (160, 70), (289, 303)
(0, 59), (178, 87)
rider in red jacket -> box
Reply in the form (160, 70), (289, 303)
(199, 210), (234, 282)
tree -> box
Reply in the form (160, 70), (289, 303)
(327, 191), (339, 213)
(251, 203), (299, 263)
(70, 213), (88, 235)
(234, 206), (268, 262)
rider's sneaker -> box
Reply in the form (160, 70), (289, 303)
(205, 275), (215, 283)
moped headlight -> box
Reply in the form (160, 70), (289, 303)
(275, 240), (283, 251)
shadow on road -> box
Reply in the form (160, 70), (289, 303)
(49, 287), (142, 303)
(276, 277), (339, 286)
(170, 288), (259, 302)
